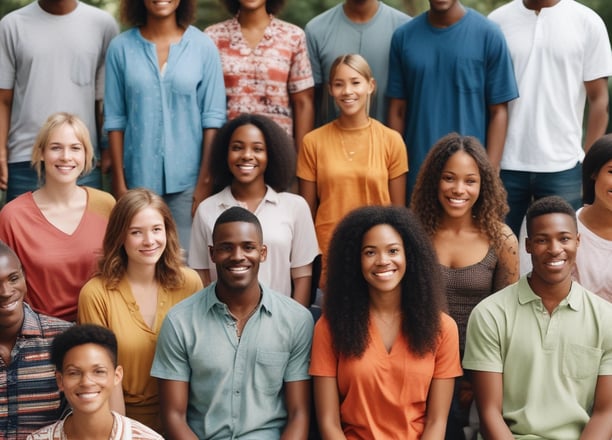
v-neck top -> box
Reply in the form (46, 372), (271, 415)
(77, 268), (202, 432)
(0, 187), (115, 321)
(310, 313), (461, 439)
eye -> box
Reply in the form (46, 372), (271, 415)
(130, 230), (141, 236)
(363, 250), (375, 257)
(254, 146), (265, 153)
(230, 144), (243, 152)
(441, 175), (454, 182)
(71, 145), (83, 152)
(389, 248), (400, 255)
(66, 370), (81, 377)
(94, 369), (108, 376)
(244, 244), (256, 251)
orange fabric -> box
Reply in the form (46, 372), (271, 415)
(310, 313), (461, 439)
(296, 119), (408, 287)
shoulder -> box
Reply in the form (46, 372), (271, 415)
(204, 19), (233, 36)
(184, 25), (217, 47)
(305, 4), (342, 31)
(394, 11), (427, 35)
(0, 193), (32, 221)
(166, 286), (211, 318)
(265, 287), (313, 323)
(36, 311), (74, 335)
(85, 187), (116, 212)
(179, 266), (204, 289)
(379, 2), (411, 22)
(27, 420), (62, 439)
(80, 276), (109, 297)
(304, 122), (336, 141)
(272, 17), (305, 36)
(0, 3), (32, 26)
(488, 0), (517, 21)
(276, 192), (312, 210)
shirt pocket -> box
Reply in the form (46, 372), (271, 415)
(71, 52), (97, 86)
(453, 57), (483, 94)
(563, 343), (602, 380)
(254, 349), (290, 395)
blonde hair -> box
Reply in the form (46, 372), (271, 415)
(328, 54), (376, 117)
(31, 112), (95, 181)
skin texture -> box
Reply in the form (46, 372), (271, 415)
(0, 89), (13, 191)
(583, 78), (610, 153)
(0, 252), (26, 366)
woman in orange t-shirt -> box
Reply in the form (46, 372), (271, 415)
(309, 205), (462, 439)
(297, 54), (408, 289)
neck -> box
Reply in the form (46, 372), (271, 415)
(141, 14), (182, 39)
(437, 212), (477, 233)
(527, 276), (572, 313)
(0, 311), (23, 346)
(336, 113), (370, 129)
(38, 0), (78, 15)
(37, 182), (83, 205)
(237, 6), (270, 28)
(428, 2), (466, 28)
(65, 409), (114, 440)
(343, 0), (379, 23)
(368, 288), (401, 314)
(126, 261), (157, 283)
(216, 283), (261, 314)
(523, 0), (560, 11)
(230, 181), (267, 203)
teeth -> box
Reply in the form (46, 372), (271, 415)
(548, 260), (564, 266)
(238, 165), (255, 170)
(228, 267), (249, 272)
(77, 392), (99, 399)
(0, 300), (18, 310)
(374, 270), (395, 277)
(449, 198), (467, 204)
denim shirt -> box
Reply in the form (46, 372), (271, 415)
(104, 26), (226, 194)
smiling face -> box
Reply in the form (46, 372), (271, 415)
(124, 206), (167, 269)
(42, 123), (86, 184)
(0, 252), (26, 330)
(227, 124), (268, 187)
(210, 221), (267, 293)
(143, 0), (180, 19)
(592, 159), (612, 212)
(437, 150), (481, 220)
(361, 224), (406, 297)
(526, 213), (579, 291)
(329, 63), (375, 119)
(56, 343), (122, 417)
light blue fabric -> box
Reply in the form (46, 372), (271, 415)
(387, 9), (518, 192)
(104, 26), (226, 195)
(151, 283), (314, 440)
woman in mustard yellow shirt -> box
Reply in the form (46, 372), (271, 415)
(78, 189), (202, 433)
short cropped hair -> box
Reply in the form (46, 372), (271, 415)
(582, 134), (612, 205)
(212, 206), (263, 242)
(31, 112), (96, 182)
(52, 324), (118, 371)
(221, 0), (285, 15)
(525, 196), (577, 237)
(120, 0), (195, 27)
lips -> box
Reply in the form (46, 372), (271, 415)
(76, 391), (100, 400)
(227, 266), (250, 273)
(372, 269), (396, 279)
(0, 299), (19, 311)
(545, 259), (565, 267)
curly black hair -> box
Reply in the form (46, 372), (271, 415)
(525, 195), (577, 237)
(120, 0), (196, 27)
(411, 133), (509, 250)
(582, 134), (612, 205)
(52, 324), (118, 371)
(221, 0), (286, 15)
(209, 113), (296, 193)
(325, 205), (446, 358)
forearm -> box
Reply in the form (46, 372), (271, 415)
(291, 275), (312, 308)
(478, 409), (514, 440)
(0, 89), (14, 189)
(292, 89), (314, 152)
(387, 99), (406, 135)
(108, 130), (127, 196)
(580, 413), (612, 440)
(280, 409), (309, 440)
(486, 104), (509, 171)
(163, 415), (199, 440)
(583, 96), (609, 152)
(193, 128), (217, 210)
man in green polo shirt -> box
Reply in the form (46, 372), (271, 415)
(463, 195), (612, 439)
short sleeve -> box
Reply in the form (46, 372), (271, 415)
(583, 13), (612, 81)
(150, 314), (192, 382)
(188, 200), (214, 270)
(288, 196), (320, 268)
(385, 127), (409, 178)
(309, 316), (338, 377)
(95, 16), (119, 101)
(0, 16), (16, 89)
(78, 278), (111, 327)
(288, 28), (314, 94)
(296, 133), (317, 182)
(433, 313), (462, 379)
(462, 301), (504, 373)
(385, 27), (406, 99)
(283, 307), (314, 382)
(484, 23), (519, 105)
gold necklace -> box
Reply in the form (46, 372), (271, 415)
(338, 119), (373, 162)
(229, 292), (262, 339)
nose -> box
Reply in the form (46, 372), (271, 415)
(143, 231), (155, 245)
(548, 239), (563, 255)
(451, 181), (465, 194)
(60, 147), (69, 160)
(79, 371), (96, 385)
(375, 252), (390, 266)
(230, 246), (245, 261)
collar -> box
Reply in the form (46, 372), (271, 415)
(202, 282), (274, 317)
(19, 303), (46, 338)
(517, 275), (582, 311)
(217, 185), (279, 210)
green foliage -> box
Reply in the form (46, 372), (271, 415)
(1, 0), (111, 17)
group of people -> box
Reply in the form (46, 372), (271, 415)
(1, 0), (612, 439)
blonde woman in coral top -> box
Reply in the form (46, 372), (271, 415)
(0, 112), (114, 322)
(78, 189), (202, 434)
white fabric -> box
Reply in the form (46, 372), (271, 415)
(573, 208), (612, 302)
(0, 1), (118, 161)
(489, 0), (612, 172)
(188, 186), (320, 296)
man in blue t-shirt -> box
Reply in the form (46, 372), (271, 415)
(387, 0), (518, 201)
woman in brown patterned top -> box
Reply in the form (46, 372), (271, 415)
(411, 133), (519, 439)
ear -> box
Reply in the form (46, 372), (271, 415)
(55, 371), (64, 392)
(209, 245), (215, 263)
(525, 236), (532, 255)
(576, 232), (580, 248)
(260, 244), (267, 262)
(368, 78), (376, 95)
(113, 365), (123, 387)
